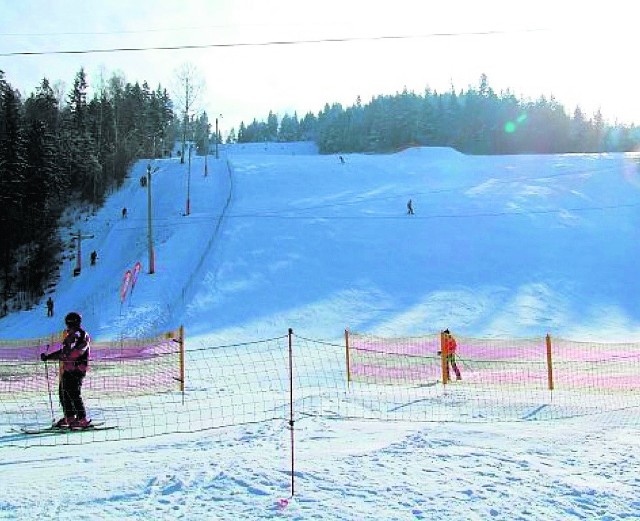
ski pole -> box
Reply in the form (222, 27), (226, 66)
(44, 344), (55, 423)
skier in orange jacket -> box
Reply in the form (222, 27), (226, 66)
(442, 329), (461, 381)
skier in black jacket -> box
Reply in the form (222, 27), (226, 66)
(40, 311), (92, 429)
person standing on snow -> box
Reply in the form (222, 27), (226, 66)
(407, 199), (414, 215)
(46, 296), (54, 317)
(40, 311), (92, 429)
(440, 329), (462, 381)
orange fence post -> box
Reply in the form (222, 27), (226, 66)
(440, 330), (449, 385)
(546, 333), (554, 391)
(288, 328), (295, 497)
(179, 325), (185, 393)
(344, 328), (351, 388)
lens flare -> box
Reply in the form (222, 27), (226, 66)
(504, 113), (528, 134)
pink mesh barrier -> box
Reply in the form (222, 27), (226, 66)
(348, 332), (640, 392)
(0, 330), (183, 395)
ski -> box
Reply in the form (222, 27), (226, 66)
(19, 425), (117, 435)
(16, 421), (115, 435)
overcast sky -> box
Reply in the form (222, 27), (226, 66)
(1, 0), (638, 134)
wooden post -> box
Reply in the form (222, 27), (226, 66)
(546, 333), (554, 391)
(344, 327), (351, 389)
(440, 330), (448, 385)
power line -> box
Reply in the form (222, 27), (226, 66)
(105, 199), (640, 230)
(226, 201), (640, 221)
(94, 162), (636, 228)
(219, 164), (616, 216)
(0, 29), (545, 57)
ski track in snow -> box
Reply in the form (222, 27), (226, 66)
(0, 416), (638, 520)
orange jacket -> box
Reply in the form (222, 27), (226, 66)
(443, 334), (457, 356)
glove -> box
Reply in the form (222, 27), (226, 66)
(40, 353), (48, 361)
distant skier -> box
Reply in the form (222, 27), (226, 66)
(407, 199), (414, 215)
(339, 155), (345, 164)
(46, 296), (54, 317)
(438, 329), (461, 381)
(90, 250), (97, 266)
(122, 207), (127, 219)
(40, 311), (92, 429)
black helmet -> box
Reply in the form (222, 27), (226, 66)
(65, 311), (82, 328)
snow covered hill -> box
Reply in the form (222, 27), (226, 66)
(1, 144), (639, 521)
(1, 144), (639, 344)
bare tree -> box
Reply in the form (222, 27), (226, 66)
(52, 80), (67, 109)
(172, 63), (205, 163)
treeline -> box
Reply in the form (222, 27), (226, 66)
(231, 74), (640, 154)
(0, 68), (177, 310)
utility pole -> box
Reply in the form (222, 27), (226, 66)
(70, 230), (94, 277)
(181, 93), (189, 164)
(147, 163), (159, 274)
(215, 115), (222, 159)
(185, 114), (195, 215)
(186, 143), (192, 215)
(204, 122), (210, 176)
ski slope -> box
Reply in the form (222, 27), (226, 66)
(0, 144), (639, 520)
(2, 143), (640, 344)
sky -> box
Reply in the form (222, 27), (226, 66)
(1, 0), (639, 135)
(0, 143), (639, 519)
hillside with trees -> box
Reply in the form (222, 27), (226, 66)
(0, 69), (176, 312)
(231, 74), (640, 155)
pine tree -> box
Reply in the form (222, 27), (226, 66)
(0, 72), (28, 299)
(24, 78), (66, 200)
(68, 68), (88, 133)
(279, 113), (300, 142)
(62, 68), (102, 203)
(267, 111), (278, 141)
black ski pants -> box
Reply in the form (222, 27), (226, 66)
(59, 370), (86, 419)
